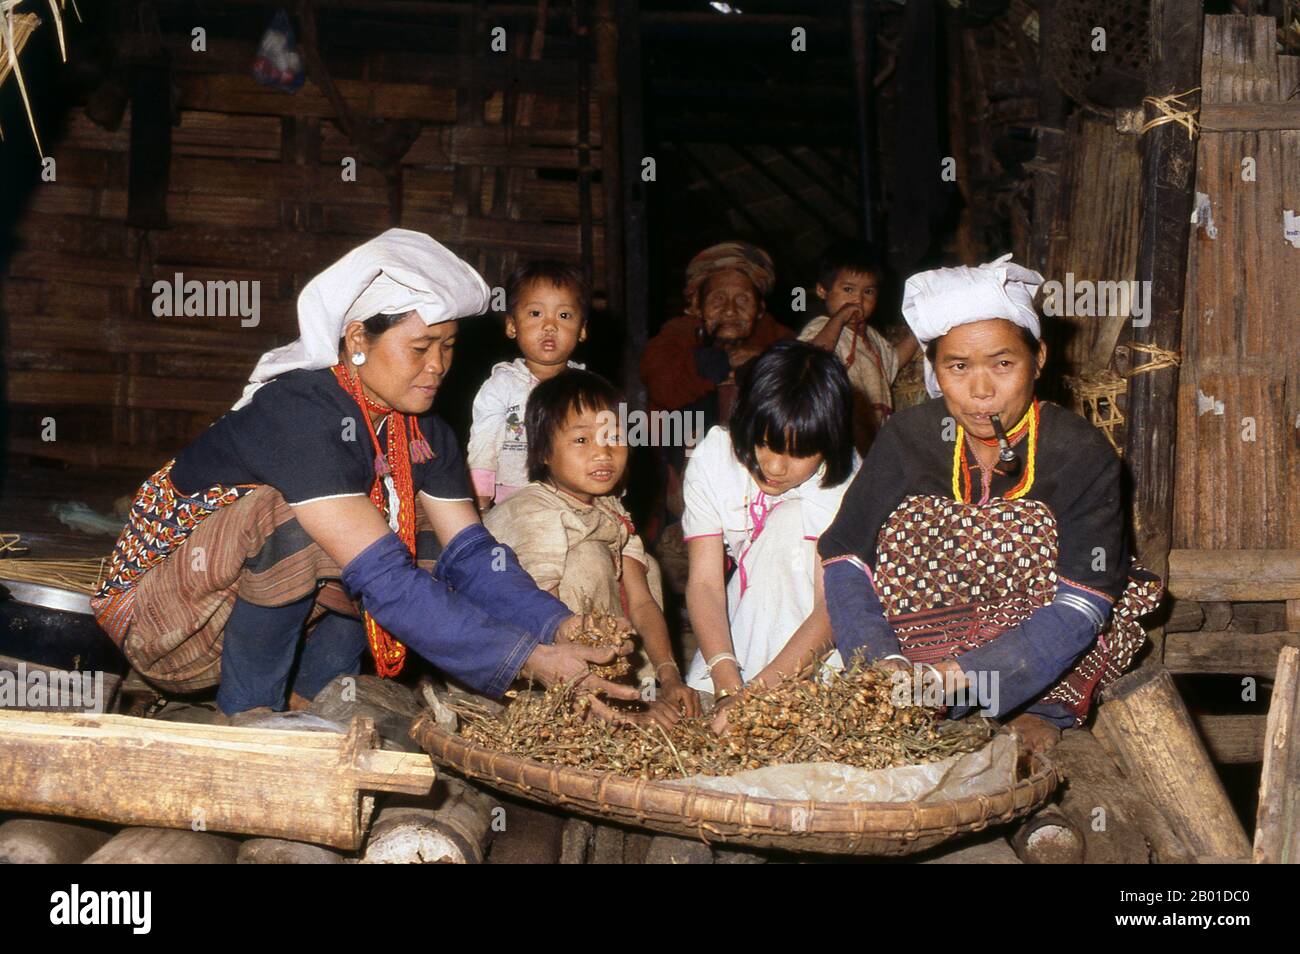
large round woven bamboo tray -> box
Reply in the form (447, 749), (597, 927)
(410, 712), (1059, 856)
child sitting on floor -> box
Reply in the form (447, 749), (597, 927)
(681, 340), (859, 721)
(468, 259), (588, 511)
(798, 240), (919, 454)
(483, 370), (701, 724)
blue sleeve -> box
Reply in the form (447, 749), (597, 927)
(435, 523), (572, 644)
(823, 556), (901, 663)
(342, 533), (538, 698)
(951, 581), (1113, 720)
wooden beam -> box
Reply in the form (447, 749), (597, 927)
(5, 371), (241, 416)
(1049, 728), (1193, 863)
(1254, 647), (1299, 863)
(1194, 713), (1267, 764)
(177, 72), (458, 122)
(1095, 666), (1252, 859)
(0, 712), (434, 850)
(1168, 549), (1300, 601)
(7, 438), (181, 473)
(1199, 101), (1300, 131)
(1164, 631), (1300, 675)
(1122, 0), (1205, 581)
(153, 0), (555, 19)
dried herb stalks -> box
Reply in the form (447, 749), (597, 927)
(451, 664), (991, 781)
(564, 611), (633, 681)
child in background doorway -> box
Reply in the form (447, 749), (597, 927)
(468, 260), (587, 511)
(798, 241), (919, 454)
(484, 370), (701, 725)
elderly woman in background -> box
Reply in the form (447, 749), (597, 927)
(92, 230), (637, 720)
(639, 241), (793, 528)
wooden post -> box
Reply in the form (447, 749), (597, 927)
(595, 0), (626, 354)
(1254, 646), (1299, 863)
(1026, 0), (1068, 274)
(575, 0), (597, 290)
(1050, 728), (1192, 863)
(848, 0), (877, 243)
(126, 54), (173, 230)
(616, 0), (649, 408)
(1122, 0), (1205, 584)
(1094, 666), (1251, 859)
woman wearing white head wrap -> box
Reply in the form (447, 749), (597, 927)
(93, 230), (639, 719)
(816, 254), (1162, 751)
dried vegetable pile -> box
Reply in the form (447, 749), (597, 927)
(563, 611), (633, 681)
(449, 653), (993, 781)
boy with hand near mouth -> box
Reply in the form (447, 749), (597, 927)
(799, 241), (919, 454)
(468, 260), (587, 511)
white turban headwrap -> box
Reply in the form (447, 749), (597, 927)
(901, 253), (1044, 398)
(233, 228), (491, 409)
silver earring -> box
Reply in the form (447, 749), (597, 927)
(351, 352), (366, 366)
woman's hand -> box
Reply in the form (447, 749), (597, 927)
(657, 676), (702, 719)
(709, 690), (740, 734)
(641, 698), (684, 729)
(518, 635), (640, 720)
(552, 612), (635, 653)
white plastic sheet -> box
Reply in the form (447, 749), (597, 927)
(661, 733), (1016, 804)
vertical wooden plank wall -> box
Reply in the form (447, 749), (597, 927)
(1174, 15), (1300, 550)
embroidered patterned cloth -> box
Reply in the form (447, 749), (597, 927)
(873, 494), (1162, 723)
(91, 460), (255, 647)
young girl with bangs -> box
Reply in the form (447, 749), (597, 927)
(680, 340), (859, 717)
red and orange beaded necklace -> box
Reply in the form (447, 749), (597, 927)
(332, 363), (435, 677)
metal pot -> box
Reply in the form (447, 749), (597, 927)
(0, 580), (127, 677)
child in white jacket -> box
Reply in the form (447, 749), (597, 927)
(468, 260), (587, 510)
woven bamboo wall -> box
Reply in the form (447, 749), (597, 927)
(1, 14), (605, 472)
(1173, 15), (1300, 550)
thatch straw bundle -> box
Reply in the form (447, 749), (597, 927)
(0, 533), (107, 595)
(1, 1), (75, 154)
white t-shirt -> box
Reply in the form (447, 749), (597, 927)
(681, 425), (855, 558)
(681, 425), (858, 688)
(467, 358), (582, 502)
